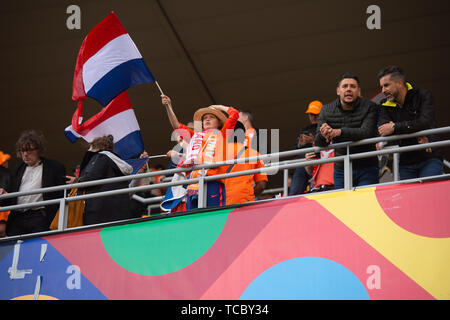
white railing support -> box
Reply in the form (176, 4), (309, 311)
(57, 189), (69, 231)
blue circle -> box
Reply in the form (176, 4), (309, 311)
(240, 257), (370, 300)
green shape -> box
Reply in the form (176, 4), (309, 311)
(100, 208), (233, 275)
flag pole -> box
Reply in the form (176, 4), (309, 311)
(148, 154), (167, 159)
(155, 81), (164, 95)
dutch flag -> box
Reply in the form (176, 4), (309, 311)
(65, 91), (145, 160)
(72, 11), (155, 106)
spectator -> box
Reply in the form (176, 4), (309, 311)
(304, 149), (335, 192)
(289, 100), (323, 195)
(128, 153), (153, 218)
(377, 65), (443, 179)
(161, 95), (239, 210)
(223, 121), (268, 205)
(315, 73), (379, 189)
(0, 150), (12, 237)
(77, 135), (134, 225)
(238, 110), (260, 152)
(1, 130), (66, 236)
(149, 164), (166, 197)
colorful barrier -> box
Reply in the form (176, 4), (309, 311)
(1, 179), (449, 300)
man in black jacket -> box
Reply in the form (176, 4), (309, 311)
(378, 65), (443, 180)
(315, 73), (379, 189)
(289, 100), (323, 195)
(0, 130), (66, 236)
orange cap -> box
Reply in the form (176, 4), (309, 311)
(305, 100), (323, 114)
(0, 151), (10, 166)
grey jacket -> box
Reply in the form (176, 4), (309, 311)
(314, 97), (378, 170)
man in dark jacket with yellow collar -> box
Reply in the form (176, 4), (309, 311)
(315, 72), (379, 189)
(378, 65), (443, 180)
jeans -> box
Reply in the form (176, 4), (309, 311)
(289, 166), (312, 195)
(334, 166), (379, 190)
(399, 158), (443, 180)
(186, 181), (226, 211)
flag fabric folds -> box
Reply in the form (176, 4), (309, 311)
(72, 11), (155, 107)
(65, 91), (144, 160)
(160, 173), (187, 212)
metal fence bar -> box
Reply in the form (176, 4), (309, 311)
(283, 169), (289, 197)
(198, 176), (206, 209)
(393, 152), (400, 181)
(444, 159), (450, 169)
(57, 189), (68, 231)
(344, 145), (352, 190)
(0, 127), (449, 237)
(1, 139), (449, 214)
(1, 126), (449, 202)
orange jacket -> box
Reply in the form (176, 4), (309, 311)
(223, 143), (268, 205)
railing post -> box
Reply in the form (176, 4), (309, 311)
(283, 169), (289, 197)
(344, 145), (353, 190)
(57, 189), (68, 231)
(393, 151), (400, 181)
(198, 176), (206, 208)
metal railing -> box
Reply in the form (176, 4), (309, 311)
(1, 126), (449, 238)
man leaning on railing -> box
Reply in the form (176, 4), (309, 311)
(377, 66), (444, 179)
(314, 72), (379, 189)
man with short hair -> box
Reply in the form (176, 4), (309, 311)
(315, 73), (379, 189)
(0, 130), (66, 236)
(377, 65), (443, 179)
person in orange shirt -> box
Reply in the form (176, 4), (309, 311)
(161, 95), (239, 210)
(223, 121), (268, 205)
(238, 110), (259, 152)
(0, 151), (12, 237)
(304, 150), (334, 192)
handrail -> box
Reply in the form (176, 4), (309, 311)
(1, 140), (448, 211)
(1, 126), (448, 201)
(0, 126), (449, 235)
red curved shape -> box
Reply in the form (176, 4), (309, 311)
(375, 181), (450, 238)
(46, 201), (281, 299)
(202, 197), (434, 300)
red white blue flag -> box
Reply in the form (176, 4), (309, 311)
(65, 91), (144, 160)
(72, 11), (155, 106)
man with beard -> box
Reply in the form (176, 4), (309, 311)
(377, 65), (443, 179)
(315, 73), (379, 189)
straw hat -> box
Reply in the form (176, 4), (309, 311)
(193, 106), (228, 127)
(0, 151), (11, 166)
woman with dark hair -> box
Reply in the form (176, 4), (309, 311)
(77, 135), (134, 225)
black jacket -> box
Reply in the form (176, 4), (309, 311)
(4, 158), (66, 223)
(315, 97), (379, 170)
(378, 86), (442, 165)
(0, 166), (11, 192)
(79, 151), (133, 226)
